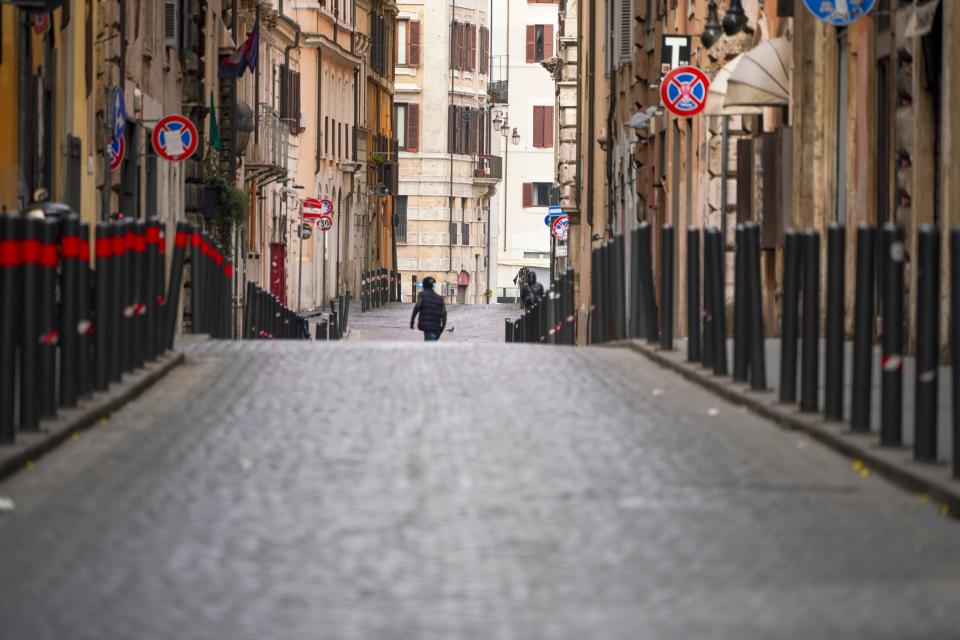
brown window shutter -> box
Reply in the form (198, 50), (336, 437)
(544, 24), (554, 58)
(543, 106), (554, 147)
(410, 21), (421, 66)
(407, 103), (419, 151)
(468, 25), (475, 71)
(469, 110), (477, 154)
(526, 25), (535, 63)
(523, 183), (533, 207)
(457, 23), (466, 70)
(450, 21), (457, 69)
(448, 105), (455, 153)
(533, 107), (544, 148)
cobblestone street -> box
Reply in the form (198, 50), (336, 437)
(1, 305), (959, 639)
(346, 301), (519, 342)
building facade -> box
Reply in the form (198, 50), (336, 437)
(394, 0), (499, 305)
(566, 0), (960, 349)
(489, 0), (559, 298)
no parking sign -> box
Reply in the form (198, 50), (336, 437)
(151, 115), (199, 161)
(660, 66), (710, 118)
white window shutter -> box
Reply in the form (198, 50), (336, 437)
(617, 0), (632, 65)
(164, 0), (179, 48)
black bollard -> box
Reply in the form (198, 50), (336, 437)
(505, 317), (513, 343)
(799, 229), (820, 412)
(0, 214), (20, 442)
(77, 223), (92, 396)
(244, 281), (255, 339)
(639, 223), (658, 345)
(709, 227), (728, 376)
(702, 227), (715, 370)
(20, 216), (43, 429)
(951, 228), (960, 478)
(824, 224), (845, 420)
(144, 220), (161, 361)
(163, 222), (190, 351)
(153, 222), (167, 355)
(94, 223), (112, 390)
(746, 224), (767, 391)
(660, 225), (675, 350)
(686, 227), (701, 362)
(780, 229), (801, 403)
(122, 219), (137, 373)
(38, 219), (59, 417)
(60, 214), (81, 407)
(614, 234), (626, 341)
(850, 225), (876, 432)
(108, 221), (123, 382)
(733, 224), (748, 382)
(880, 224), (904, 447)
(913, 225), (940, 463)
(131, 220), (146, 369)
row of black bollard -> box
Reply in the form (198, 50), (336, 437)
(243, 282), (309, 340)
(362, 269), (394, 311)
(507, 269), (577, 345)
(1, 211), (182, 446)
(187, 229), (233, 339)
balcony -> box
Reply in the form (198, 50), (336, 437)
(474, 155), (502, 181)
(245, 108), (289, 186)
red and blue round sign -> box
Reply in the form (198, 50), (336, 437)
(660, 65), (710, 118)
(109, 135), (125, 171)
(152, 115), (199, 162)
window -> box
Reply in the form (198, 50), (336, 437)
(395, 196), (408, 243)
(522, 182), (552, 207)
(479, 27), (489, 74)
(448, 105), (479, 155)
(278, 66), (302, 132)
(395, 103), (420, 151)
(615, 0), (633, 66)
(449, 222), (457, 244)
(397, 19), (421, 66)
(324, 116), (329, 157)
(461, 222), (470, 245)
(450, 21), (476, 71)
(532, 106), (554, 148)
(372, 13), (387, 75)
(525, 24), (554, 63)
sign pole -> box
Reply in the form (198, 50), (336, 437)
(298, 214), (304, 312)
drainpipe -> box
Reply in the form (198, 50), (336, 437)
(449, 0), (456, 280)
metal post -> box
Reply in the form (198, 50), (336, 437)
(0, 213), (20, 441)
(686, 227), (700, 362)
(951, 228), (960, 478)
(60, 214), (81, 407)
(709, 227), (728, 376)
(614, 234), (625, 340)
(131, 220), (146, 368)
(913, 225), (939, 462)
(121, 219), (135, 373)
(108, 222), (123, 382)
(800, 229), (820, 412)
(702, 226), (714, 370)
(824, 223), (845, 420)
(733, 224), (748, 382)
(780, 229), (801, 403)
(880, 224), (904, 446)
(39, 219), (59, 417)
(638, 223), (658, 345)
(93, 223), (111, 391)
(163, 222), (190, 351)
(20, 215), (42, 429)
(851, 224), (876, 431)
(659, 225), (674, 350)
(190, 228), (202, 333)
(145, 219), (160, 361)
(746, 224), (767, 391)
(77, 223), (92, 396)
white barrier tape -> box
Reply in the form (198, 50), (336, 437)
(882, 355), (903, 372)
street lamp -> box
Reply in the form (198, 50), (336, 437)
(722, 0), (748, 36)
(511, 127), (520, 146)
(492, 111), (504, 131)
(701, 1), (723, 49)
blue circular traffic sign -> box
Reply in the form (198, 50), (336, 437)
(802, 0), (875, 26)
(111, 87), (126, 139)
(660, 66), (709, 118)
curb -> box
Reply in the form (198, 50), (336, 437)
(0, 351), (185, 483)
(615, 339), (960, 517)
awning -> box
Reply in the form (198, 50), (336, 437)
(625, 106), (659, 130)
(704, 54), (763, 116)
(724, 37), (791, 108)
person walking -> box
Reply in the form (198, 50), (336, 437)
(410, 276), (447, 341)
(521, 271), (545, 311)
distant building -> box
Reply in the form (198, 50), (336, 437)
(394, 0), (499, 304)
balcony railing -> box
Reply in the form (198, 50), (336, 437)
(474, 154), (502, 180)
(488, 80), (508, 105)
(246, 108), (290, 185)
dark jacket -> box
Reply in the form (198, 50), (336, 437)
(411, 289), (447, 332)
(522, 282), (545, 310)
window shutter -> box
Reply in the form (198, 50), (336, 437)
(480, 28), (488, 73)
(448, 105), (456, 153)
(407, 103), (419, 151)
(469, 25), (476, 71)
(526, 25), (535, 63)
(457, 23), (466, 70)
(410, 21), (421, 66)
(523, 183), (533, 207)
(533, 107), (544, 148)
(618, 0), (632, 64)
(543, 106), (554, 147)
(450, 21), (457, 69)
(469, 110), (477, 154)
(164, 0), (178, 48)
(544, 24), (554, 58)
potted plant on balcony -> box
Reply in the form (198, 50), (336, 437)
(202, 172), (248, 254)
(371, 152), (387, 165)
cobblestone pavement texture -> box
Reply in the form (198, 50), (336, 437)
(1, 306), (959, 639)
(346, 301), (520, 343)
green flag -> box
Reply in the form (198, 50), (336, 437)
(209, 92), (222, 151)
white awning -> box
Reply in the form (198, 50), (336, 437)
(704, 54), (763, 116)
(724, 37), (792, 108)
